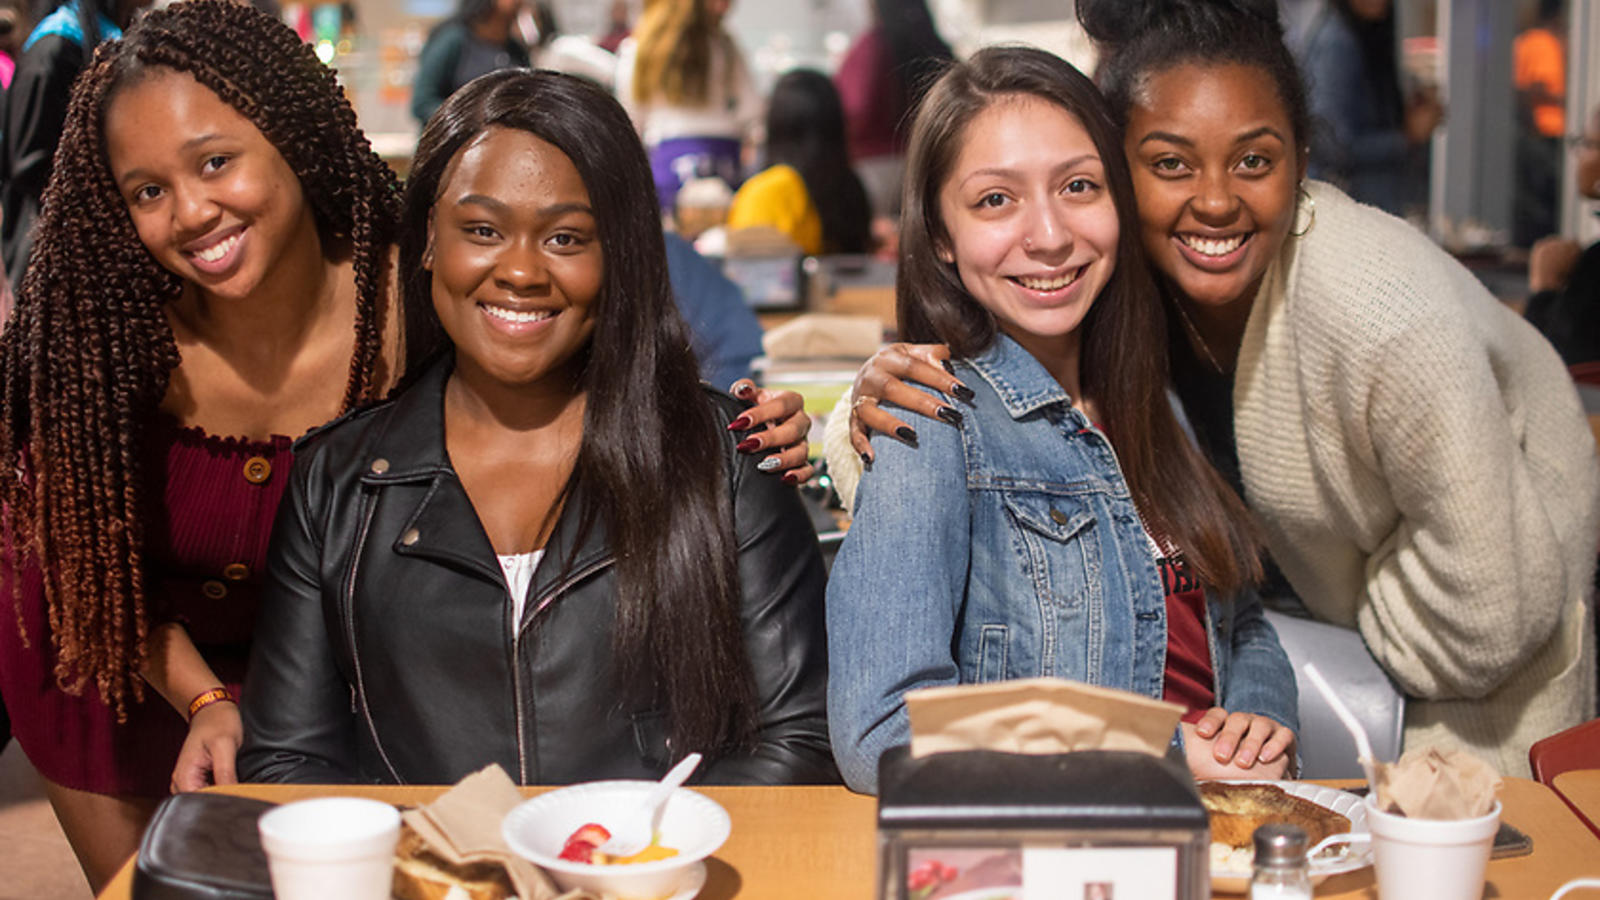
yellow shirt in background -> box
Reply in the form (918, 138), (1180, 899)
(727, 164), (824, 256)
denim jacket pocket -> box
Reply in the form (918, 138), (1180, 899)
(1001, 492), (1101, 613)
(977, 624), (1009, 682)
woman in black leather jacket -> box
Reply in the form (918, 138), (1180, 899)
(237, 69), (836, 786)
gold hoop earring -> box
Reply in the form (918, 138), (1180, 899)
(1289, 184), (1316, 238)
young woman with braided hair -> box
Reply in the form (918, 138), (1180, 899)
(0, 1), (399, 886)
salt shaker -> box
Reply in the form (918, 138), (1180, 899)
(1250, 823), (1312, 900)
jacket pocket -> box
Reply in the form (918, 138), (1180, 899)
(630, 710), (671, 770)
(1001, 492), (1100, 612)
(977, 624), (1009, 683)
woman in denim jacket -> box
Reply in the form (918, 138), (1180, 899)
(826, 47), (1297, 794)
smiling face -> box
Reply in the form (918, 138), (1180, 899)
(105, 67), (320, 304)
(936, 94), (1118, 369)
(1125, 62), (1303, 313)
(426, 126), (602, 391)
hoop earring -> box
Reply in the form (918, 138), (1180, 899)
(1289, 183), (1316, 238)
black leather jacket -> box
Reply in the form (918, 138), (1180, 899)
(238, 357), (836, 786)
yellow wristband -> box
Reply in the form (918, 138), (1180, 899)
(186, 687), (235, 721)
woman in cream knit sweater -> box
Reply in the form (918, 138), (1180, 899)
(828, 0), (1598, 776)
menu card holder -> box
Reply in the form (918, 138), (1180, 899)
(132, 793), (275, 900)
(876, 747), (1208, 900)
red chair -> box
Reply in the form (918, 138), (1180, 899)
(1570, 362), (1600, 386)
(1529, 717), (1600, 838)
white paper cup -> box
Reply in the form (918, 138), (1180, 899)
(1364, 794), (1500, 900)
(257, 797), (400, 900)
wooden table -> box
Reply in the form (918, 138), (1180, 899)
(1553, 769), (1600, 836)
(97, 778), (1600, 900)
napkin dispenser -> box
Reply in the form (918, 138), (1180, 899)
(876, 747), (1208, 900)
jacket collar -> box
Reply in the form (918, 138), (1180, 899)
(965, 332), (1077, 421)
(361, 353), (614, 614)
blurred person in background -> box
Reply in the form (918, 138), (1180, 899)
(1525, 102), (1600, 368)
(834, 0), (951, 221)
(1295, 0), (1441, 217)
(0, 0), (148, 290)
(598, 0), (630, 53)
(0, 3), (24, 87)
(727, 69), (873, 256)
(1513, 0), (1565, 247)
(410, 0), (531, 126)
(615, 0), (759, 215)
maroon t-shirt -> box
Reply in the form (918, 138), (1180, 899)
(1158, 553), (1216, 722)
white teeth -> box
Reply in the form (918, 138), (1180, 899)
(482, 305), (555, 324)
(1180, 234), (1246, 257)
(1015, 268), (1082, 291)
(193, 233), (239, 263)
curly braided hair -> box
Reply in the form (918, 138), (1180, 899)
(0, 0), (401, 718)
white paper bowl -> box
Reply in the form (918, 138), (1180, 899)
(501, 780), (730, 899)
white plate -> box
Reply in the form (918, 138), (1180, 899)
(665, 860), (707, 899)
(1206, 780), (1372, 894)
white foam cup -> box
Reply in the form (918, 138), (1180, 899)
(256, 797), (401, 900)
(1364, 794), (1501, 900)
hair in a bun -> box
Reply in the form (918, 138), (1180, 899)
(1076, 0), (1307, 152)
(1077, 0), (1281, 46)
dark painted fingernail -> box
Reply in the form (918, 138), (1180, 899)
(726, 415), (752, 431)
(756, 456), (783, 472)
(860, 451), (872, 465)
(736, 437), (762, 453)
(781, 471), (800, 485)
(936, 406), (963, 426)
(895, 425), (917, 442)
(940, 359), (955, 375)
(950, 382), (976, 403)
(731, 382), (756, 398)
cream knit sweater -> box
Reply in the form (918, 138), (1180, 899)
(824, 181), (1599, 775)
(1235, 182), (1596, 775)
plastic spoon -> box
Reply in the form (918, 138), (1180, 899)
(598, 751), (704, 858)
(1301, 662), (1383, 790)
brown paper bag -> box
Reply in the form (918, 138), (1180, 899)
(905, 677), (1185, 759)
(399, 765), (594, 900)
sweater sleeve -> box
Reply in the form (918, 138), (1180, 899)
(1350, 300), (1590, 701)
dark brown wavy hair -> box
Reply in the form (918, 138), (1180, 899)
(898, 46), (1261, 592)
(0, 0), (401, 718)
(402, 69), (757, 757)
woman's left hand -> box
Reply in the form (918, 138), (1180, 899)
(1181, 708), (1295, 780)
(170, 700), (243, 793)
(728, 380), (813, 484)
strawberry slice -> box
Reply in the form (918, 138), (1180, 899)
(558, 823), (612, 863)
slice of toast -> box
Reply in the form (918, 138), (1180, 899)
(1199, 782), (1351, 848)
(391, 826), (516, 900)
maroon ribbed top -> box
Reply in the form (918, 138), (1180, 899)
(0, 417), (295, 796)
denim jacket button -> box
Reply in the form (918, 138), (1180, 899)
(1050, 508), (1068, 525)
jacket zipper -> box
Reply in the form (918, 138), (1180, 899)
(345, 491), (404, 783)
(511, 554), (615, 783)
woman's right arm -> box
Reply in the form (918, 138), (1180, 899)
(819, 342), (965, 509)
(237, 453), (359, 784)
(826, 388), (969, 794)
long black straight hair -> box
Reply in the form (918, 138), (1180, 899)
(400, 69), (758, 757)
(897, 45), (1261, 593)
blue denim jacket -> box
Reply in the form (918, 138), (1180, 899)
(826, 333), (1297, 793)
